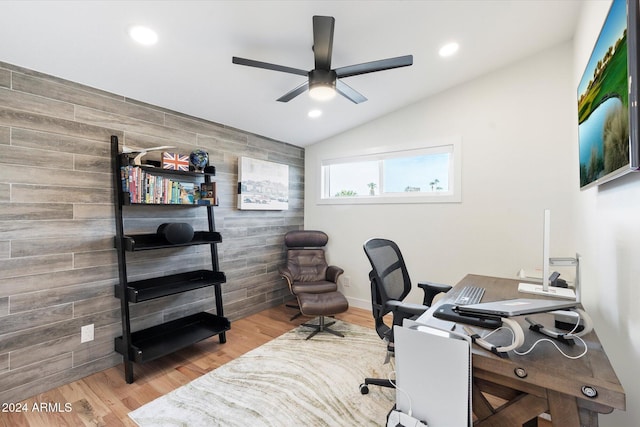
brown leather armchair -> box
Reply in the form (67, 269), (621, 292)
(279, 230), (344, 320)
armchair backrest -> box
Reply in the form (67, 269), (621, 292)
(284, 230), (329, 283)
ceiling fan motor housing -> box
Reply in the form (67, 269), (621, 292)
(309, 69), (337, 89)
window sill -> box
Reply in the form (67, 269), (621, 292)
(317, 193), (461, 205)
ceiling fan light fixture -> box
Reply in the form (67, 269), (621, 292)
(309, 84), (336, 101)
(308, 69), (337, 101)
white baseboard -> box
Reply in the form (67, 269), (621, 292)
(345, 296), (371, 311)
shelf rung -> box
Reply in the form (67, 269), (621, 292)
(114, 270), (226, 303)
(114, 312), (230, 364)
(120, 231), (222, 251)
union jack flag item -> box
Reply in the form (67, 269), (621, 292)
(162, 152), (189, 171)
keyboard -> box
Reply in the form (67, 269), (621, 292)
(453, 286), (485, 305)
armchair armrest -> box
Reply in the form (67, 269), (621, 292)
(418, 281), (452, 306)
(279, 266), (294, 288)
(326, 265), (344, 283)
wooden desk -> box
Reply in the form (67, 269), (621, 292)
(416, 274), (625, 427)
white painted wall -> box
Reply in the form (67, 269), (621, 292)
(305, 42), (577, 309)
(574, 2), (640, 426)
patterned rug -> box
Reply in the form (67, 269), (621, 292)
(129, 319), (395, 427)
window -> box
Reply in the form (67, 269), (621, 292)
(319, 139), (461, 204)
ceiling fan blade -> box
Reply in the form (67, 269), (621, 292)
(277, 81), (309, 102)
(336, 80), (367, 104)
(313, 16), (335, 70)
(334, 54), (413, 78)
(232, 56), (308, 76)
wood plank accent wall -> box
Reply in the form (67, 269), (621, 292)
(0, 61), (304, 402)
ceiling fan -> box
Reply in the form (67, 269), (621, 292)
(232, 15), (413, 104)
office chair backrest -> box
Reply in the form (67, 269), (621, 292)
(284, 230), (329, 282)
(363, 238), (412, 302)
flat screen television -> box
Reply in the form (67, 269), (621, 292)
(578, 0), (640, 189)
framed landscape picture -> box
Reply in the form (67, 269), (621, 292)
(577, 0), (640, 189)
(237, 157), (289, 210)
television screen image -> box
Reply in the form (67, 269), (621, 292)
(577, 0), (640, 189)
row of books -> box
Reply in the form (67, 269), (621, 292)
(120, 166), (217, 205)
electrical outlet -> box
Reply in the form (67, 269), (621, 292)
(342, 276), (351, 287)
(81, 324), (94, 343)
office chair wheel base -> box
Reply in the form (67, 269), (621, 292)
(359, 384), (369, 395)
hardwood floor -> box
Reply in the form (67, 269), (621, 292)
(0, 305), (373, 427)
(0, 304), (551, 427)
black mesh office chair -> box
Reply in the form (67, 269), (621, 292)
(360, 238), (451, 394)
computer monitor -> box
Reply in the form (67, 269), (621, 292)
(542, 208), (551, 292)
(518, 210), (576, 299)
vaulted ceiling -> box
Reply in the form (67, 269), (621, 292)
(0, 1), (584, 146)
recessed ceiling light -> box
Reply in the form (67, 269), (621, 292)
(439, 42), (459, 58)
(129, 25), (158, 46)
(308, 109), (323, 118)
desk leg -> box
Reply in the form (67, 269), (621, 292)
(579, 407), (598, 427)
(472, 384), (496, 421)
(475, 394), (547, 427)
(547, 390), (583, 427)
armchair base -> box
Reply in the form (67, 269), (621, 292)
(301, 316), (344, 340)
(285, 301), (303, 320)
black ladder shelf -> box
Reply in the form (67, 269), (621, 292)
(110, 135), (230, 383)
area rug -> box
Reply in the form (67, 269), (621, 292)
(129, 319), (395, 427)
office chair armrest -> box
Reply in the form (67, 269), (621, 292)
(386, 300), (428, 316)
(326, 265), (344, 283)
(418, 281), (452, 306)
(279, 267), (294, 288)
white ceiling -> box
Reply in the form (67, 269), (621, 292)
(0, 1), (584, 147)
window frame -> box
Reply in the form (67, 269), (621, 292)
(317, 137), (462, 205)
